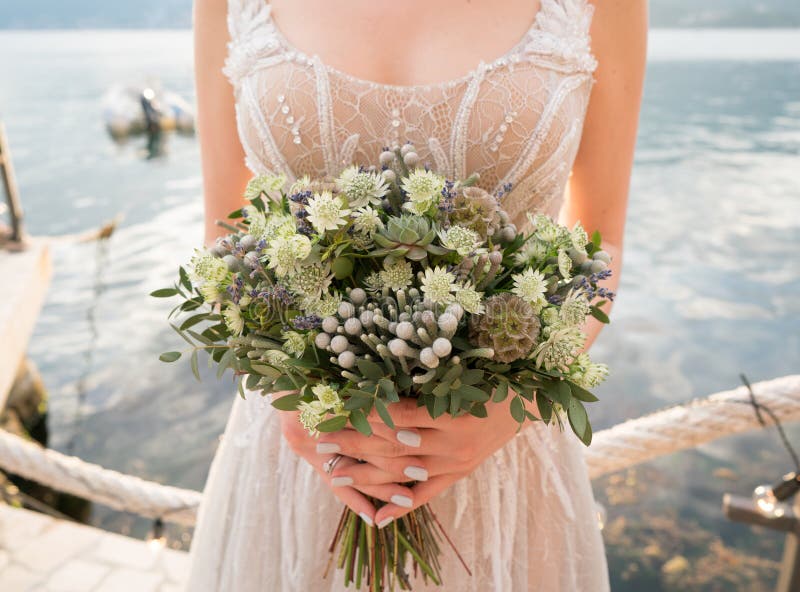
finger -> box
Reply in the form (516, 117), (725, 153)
(365, 397), (444, 429)
(334, 454), (429, 485)
(373, 475), (457, 527)
(362, 421), (426, 450)
(317, 430), (418, 459)
(312, 454), (376, 525)
(352, 482), (415, 509)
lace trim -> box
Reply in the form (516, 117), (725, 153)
(242, 77), (297, 181)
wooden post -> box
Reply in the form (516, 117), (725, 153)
(723, 494), (800, 592)
(0, 121), (25, 242)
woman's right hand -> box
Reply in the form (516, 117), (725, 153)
(275, 392), (381, 525)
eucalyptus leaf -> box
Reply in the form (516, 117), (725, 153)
(190, 350), (200, 381)
(493, 381), (509, 403)
(316, 415), (348, 432)
(590, 306), (610, 324)
(568, 399), (591, 445)
(271, 393), (301, 411)
(510, 396), (525, 423)
(432, 395), (447, 419)
(374, 398), (395, 429)
(568, 381), (599, 403)
(159, 351), (181, 363)
(349, 409), (373, 436)
(470, 403), (488, 418)
(536, 395), (553, 423)
(357, 359), (384, 381)
(150, 288), (180, 298)
(456, 384), (490, 402)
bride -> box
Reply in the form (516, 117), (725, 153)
(186, 0), (646, 590)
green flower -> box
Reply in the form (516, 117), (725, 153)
(222, 303), (245, 336)
(513, 238), (549, 266)
(298, 400), (327, 435)
(380, 260), (414, 291)
(363, 272), (385, 293)
(559, 288), (591, 327)
(511, 268), (547, 312)
(311, 384), (342, 409)
(244, 207), (295, 241)
(352, 206), (384, 236)
(281, 330), (307, 357)
(558, 249), (573, 281)
(190, 249), (229, 284)
(528, 213), (559, 243)
(454, 282), (484, 314)
(438, 225), (483, 256)
(305, 291), (342, 317)
(570, 223), (589, 255)
(532, 326), (584, 372)
(420, 266), (458, 304)
(264, 234), (312, 277)
(401, 169), (446, 216)
(336, 165), (389, 209)
(262, 349), (290, 370)
(245, 173), (287, 200)
(305, 191), (351, 233)
(198, 282), (224, 304)
(287, 263), (332, 300)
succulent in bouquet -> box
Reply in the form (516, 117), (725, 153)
(154, 142), (614, 590)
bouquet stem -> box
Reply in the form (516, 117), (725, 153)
(327, 501), (465, 590)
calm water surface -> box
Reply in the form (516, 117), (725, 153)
(0, 29), (798, 591)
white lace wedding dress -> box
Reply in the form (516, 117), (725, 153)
(186, 0), (609, 590)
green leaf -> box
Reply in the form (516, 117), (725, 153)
(568, 381), (599, 403)
(159, 351), (181, 363)
(590, 306), (610, 324)
(449, 391), (462, 416)
(432, 395), (448, 419)
(187, 329), (214, 346)
(150, 288), (179, 298)
(271, 392), (301, 411)
(245, 373), (261, 390)
(536, 395), (553, 423)
(456, 384), (490, 402)
(378, 378), (399, 402)
(178, 266), (192, 292)
(344, 397), (372, 411)
(272, 375), (297, 391)
(460, 369), (484, 386)
(190, 350), (200, 381)
(216, 349), (234, 379)
(374, 398), (395, 429)
(493, 381), (509, 403)
(432, 382), (451, 398)
(179, 313), (210, 331)
(510, 396), (525, 423)
(316, 415), (349, 432)
(551, 379), (572, 407)
(357, 359), (384, 382)
(591, 230), (602, 248)
(568, 399), (592, 445)
(349, 409), (373, 436)
(469, 403), (488, 418)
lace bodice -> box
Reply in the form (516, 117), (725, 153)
(224, 0), (597, 226)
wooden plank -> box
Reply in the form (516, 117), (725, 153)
(0, 241), (52, 407)
(0, 121), (24, 242)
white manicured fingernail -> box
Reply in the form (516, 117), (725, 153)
(377, 517), (394, 529)
(403, 466), (428, 481)
(391, 494), (413, 508)
(397, 430), (421, 447)
(316, 442), (341, 454)
(359, 512), (374, 526)
(331, 476), (353, 487)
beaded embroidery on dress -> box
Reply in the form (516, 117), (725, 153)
(186, 0), (609, 590)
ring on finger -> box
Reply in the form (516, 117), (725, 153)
(323, 454), (344, 475)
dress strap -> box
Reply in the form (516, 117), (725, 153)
(523, 0), (598, 74)
(223, 0), (277, 88)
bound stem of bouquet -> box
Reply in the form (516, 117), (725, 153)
(324, 499), (471, 591)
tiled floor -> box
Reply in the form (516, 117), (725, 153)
(0, 504), (188, 591)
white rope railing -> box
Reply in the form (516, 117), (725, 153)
(1, 375), (798, 526)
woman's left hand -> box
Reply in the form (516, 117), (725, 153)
(316, 395), (531, 529)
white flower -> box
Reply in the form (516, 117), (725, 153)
(528, 213), (559, 243)
(401, 169), (445, 215)
(363, 272), (384, 292)
(514, 238), (549, 266)
(190, 249), (229, 284)
(281, 330), (307, 357)
(244, 207), (295, 241)
(559, 288), (591, 327)
(305, 191), (351, 233)
(264, 234), (312, 277)
(245, 173), (287, 200)
(454, 282), (484, 314)
(531, 326), (585, 372)
(289, 174), (313, 195)
(298, 400), (327, 435)
(438, 225), (482, 256)
(380, 260), (414, 291)
(222, 303), (245, 336)
(568, 353), (608, 388)
(541, 305), (561, 327)
(263, 349), (290, 369)
(198, 282), (224, 304)
(336, 166), (389, 209)
(352, 206), (384, 236)
(312, 384), (341, 409)
(420, 266), (458, 304)
(511, 268), (548, 312)
(558, 249), (573, 281)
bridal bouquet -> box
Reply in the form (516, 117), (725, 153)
(155, 143), (614, 590)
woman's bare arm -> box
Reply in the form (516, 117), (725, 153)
(194, 0), (252, 247)
(560, 0), (649, 350)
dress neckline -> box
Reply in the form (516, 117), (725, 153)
(261, 1), (549, 93)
